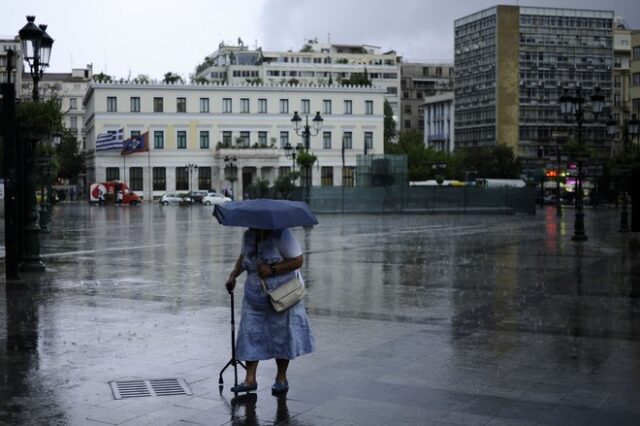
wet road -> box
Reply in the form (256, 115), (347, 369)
(1, 203), (639, 425)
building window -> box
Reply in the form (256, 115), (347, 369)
(130, 130), (141, 139)
(365, 100), (373, 115)
(175, 167), (188, 191)
(70, 116), (78, 131)
(153, 167), (166, 191)
(223, 98), (232, 113)
(130, 97), (140, 112)
(323, 131), (331, 149)
(258, 98), (267, 113)
(241, 98), (250, 113)
(70, 98), (77, 110)
(153, 97), (163, 112)
(279, 99), (289, 114)
(106, 167), (119, 181)
(198, 167), (212, 191)
(107, 96), (117, 112)
(154, 131), (164, 149)
(258, 131), (268, 146)
(239, 131), (250, 147)
(633, 73), (640, 86)
(199, 131), (209, 149)
(323, 99), (332, 114)
(300, 165), (312, 188)
(343, 131), (352, 149)
(279, 166), (291, 178)
(200, 98), (209, 113)
(634, 47), (640, 60)
(130, 167), (143, 191)
(344, 100), (352, 114)
(177, 97), (186, 113)
(222, 131), (232, 146)
(342, 166), (355, 187)
(177, 131), (187, 149)
(321, 167), (333, 186)
(364, 132), (373, 151)
(301, 99), (310, 114)
(280, 131), (289, 148)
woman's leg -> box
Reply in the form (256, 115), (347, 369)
(275, 359), (289, 384)
(245, 360), (259, 384)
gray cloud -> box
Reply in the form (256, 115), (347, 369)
(258, 0), (640, 62)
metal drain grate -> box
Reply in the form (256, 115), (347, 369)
(110, 378), (192, 399)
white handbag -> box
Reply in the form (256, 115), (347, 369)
(261, 273), (306, 312)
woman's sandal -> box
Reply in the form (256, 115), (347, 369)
(231, 382), (257, 393)
(271, 381), (289, 394)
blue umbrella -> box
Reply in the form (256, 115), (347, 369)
(213, 198), (318, 229)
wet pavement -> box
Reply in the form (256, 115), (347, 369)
(1, 203), (639, 425)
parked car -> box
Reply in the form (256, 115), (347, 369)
(159, 192), (193, 205)
(202, 192), (231, 206)
(189, 190), (209, 203)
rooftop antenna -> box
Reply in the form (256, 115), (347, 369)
(328, 32), (331, 44)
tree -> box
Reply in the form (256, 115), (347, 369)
(92, 72), (113, 83)
(450, 145), (521, 179)
(385, 130), (446, 181)
(56, 129), (86, 183)
(163, 72), (184, 84)
(383, 100), (397, 144)
(274, 172), (299, 199)
(131, 74), (150, 84)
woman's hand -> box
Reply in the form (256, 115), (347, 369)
(225, 276), (236, 293)
(258, 263), (273, 279)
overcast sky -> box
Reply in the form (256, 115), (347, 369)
(2, 0), (638, 81)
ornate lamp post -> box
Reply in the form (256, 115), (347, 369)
(18, 16), (54, 271)
(224, 155), (237, 200)
(185, 163), (198, 200)
(627, 114), (640, 232)
(291, 111), (323, 197)
(558, 86), (605, 242)
(283, 142), (304, 171)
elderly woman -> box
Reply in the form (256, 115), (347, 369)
(225, 227), (315, 394)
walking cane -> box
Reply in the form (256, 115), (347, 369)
(219, 291), (246, 394)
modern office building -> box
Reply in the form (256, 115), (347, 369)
(83, 82), (386, 200)
(454, 6), (614, 167)
(423, 92), (455, 152)
(611, 18), (633, 146)
(400, 62), (453, 134)
(195, 40), (402, 129)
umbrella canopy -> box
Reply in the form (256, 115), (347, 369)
(213, 198), (318, 230)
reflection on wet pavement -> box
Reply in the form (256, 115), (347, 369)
(1, 204), (639, 425)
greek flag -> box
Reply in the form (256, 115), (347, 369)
(96, 128), (124, 151)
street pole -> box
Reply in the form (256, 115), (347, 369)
(1, 49), (19, 279)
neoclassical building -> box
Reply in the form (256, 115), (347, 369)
(83, 82), (386, 200)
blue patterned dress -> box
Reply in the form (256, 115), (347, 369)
(235, 229), (315, 361)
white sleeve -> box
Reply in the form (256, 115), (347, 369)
(278, 229), (302, 259)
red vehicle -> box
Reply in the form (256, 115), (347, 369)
(89, 181), (142, 205)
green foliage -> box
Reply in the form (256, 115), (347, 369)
(450, 145), (521, 179)
(274, 172), (299, 199)
(296, 151), (317, 168)
(16, 99), (63, 134)
(194, 55), (215, 75)
(56, 129), (86, 182)
(131, 74), (150, 84)
(385, 130), (447, 181)
(248, 178), (270, 198)
(92, 72), (113, 83)
(383, 100), (396, 144)
(246, 77), (263, 85)
(300, 44), (313, 52)
(344, 71), (371, 87)
(163, 72), (184, 84)
(287, 78), (300, 86)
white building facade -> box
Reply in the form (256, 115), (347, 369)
(423, 92), (455, 153)
(83, 82), (386, 200)
(196, 40), (401, 129)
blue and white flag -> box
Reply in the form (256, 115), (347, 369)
(96, 128), (124, 151)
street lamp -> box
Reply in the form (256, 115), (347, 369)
(283, 142), (304, 171)
(558, 86), (605, 242)
(185, 163), (198, 200)
(291, 111), (323, 195)
(224, 155), (237, 200)
(19, 16), (53, 101)
(18, 16), (54, 272)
